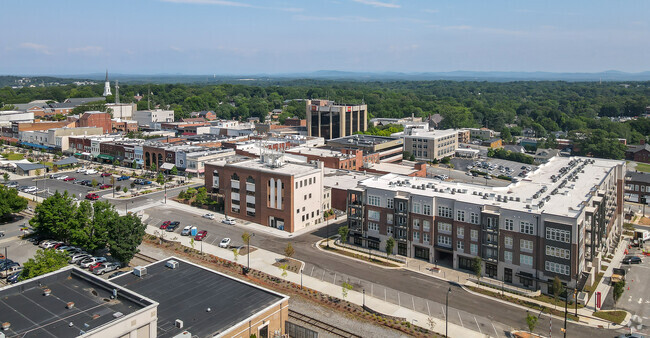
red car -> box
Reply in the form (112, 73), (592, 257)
(99, 184), (112, 189)
(86, 193), (99, 200)
(88, 262), (103, 272)
(101, 172), (112, 177)
(194, 230), (207, 241)
(160, 221), (171, 229)
(63, 177), (76, 182)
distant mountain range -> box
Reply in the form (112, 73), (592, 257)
(4, 70), (650, 85)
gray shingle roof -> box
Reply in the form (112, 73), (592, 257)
(15, 162), (47, 171)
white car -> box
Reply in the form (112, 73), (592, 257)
(202, 213), (215, 220)
(219, 238), (231, 248)
(57, 175), (68, 180)
(23, 186), (38, 193)
(180, 226), (192, 236)
(41, 241), (61, 249)
(222, 217), (236, 225)
(80, 257), (107, 268)
(76, 168), (86, 173)
(85, 169), (97, 175)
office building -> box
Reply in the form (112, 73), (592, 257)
(133, 109), (174, 128)
(346, 156), (624, 293)
(205, 152), (327, 232)
(327, 134), (404, 163)
(401, 129), (458, 161)
(306, 99), (367, 139)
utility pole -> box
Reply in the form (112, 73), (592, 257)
(563, 288), (568, 338)
(446, 287), (451, 338)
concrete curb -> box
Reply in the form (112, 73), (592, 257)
(314, 238), (403, 270)
(100, 183), (200, 201)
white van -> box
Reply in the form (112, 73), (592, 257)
(85, 169), (97, 175)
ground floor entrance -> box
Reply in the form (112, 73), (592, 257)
(414, 246), (430, 261)
(434, 248), (453, 267)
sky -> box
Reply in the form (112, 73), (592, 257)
(1, 0), (649, 75)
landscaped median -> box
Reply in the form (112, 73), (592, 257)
(316, 238), (403, 268)
(592, 310), (627, 325)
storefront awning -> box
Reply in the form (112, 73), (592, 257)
(161, 163), (175, 170)
(96, 154), (115, 161)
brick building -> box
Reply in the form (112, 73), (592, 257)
(625, 143), (650, 164)
(77, 111), (112, 133)
(286, 146), (368, 171)
(625, 171), (650, 204)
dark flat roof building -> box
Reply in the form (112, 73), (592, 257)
(111, 257), (289, 338)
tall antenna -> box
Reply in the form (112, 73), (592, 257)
(115, 80), (120, 104)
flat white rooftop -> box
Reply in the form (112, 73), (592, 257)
(360, 156), (623, 218)
(217, 158), (321, 177)
(288, 146), (354, 159)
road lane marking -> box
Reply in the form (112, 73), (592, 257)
(412, 296), (415, 310)
(398, 292), (401, 307)
(427, 301), (431, 317)
(639, 298), (643, 304)
(442, 305), (445, 320)
(492, 322), (499, 338)
(474, 316), (482, 334)
(371, 283), (373, 297)
(310, 266), (314, 276)
(321, 270), (325, 281)
(384, 288), (386, 301)
(458, 311), (463, 327)
(333, 273), (337, 284)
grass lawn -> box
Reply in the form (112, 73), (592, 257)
(1, 153), (24, 160)
(319, 243), (399, 267)
(635, 162), (650, 173)
(533, 293), (585, 309)
(584, 273), (604, 298)
(593, 310), (627, 324)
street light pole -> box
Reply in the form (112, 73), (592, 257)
(446, 287), (451, 338)
(563, 289), (568, 338)
(363, 289), (365, 307)
(247, 233), (255, 271)
(326, 217), (330, 248)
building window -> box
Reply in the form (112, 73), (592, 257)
(470, 229), (478, 241)
(387, 198), (394, 209)
(504, 251), (512, 263)
(457, 241), (464, 252)
(504, 236), (513, 249)
(546, 245), (570, 259)
(437, 206), (452, 218)
(520, 239), (533, 252)
(457, 227), (464, 239)
(413, 219), (420, 229)
(368, 210), (380, 221)
(423, 204), (431, 215)
(545, 261), (570, 275)
(423, 220), (430, 232)
(470, 243), (478, 255)
(520, 221), (534, 235)
(387, 226), (393, 235)
(368, 195), (380, 206)
(423, 233), (430, 243)
(387, 214), (393, 224)
(414, 232), (420, 241)
(504, 219), (514, 231)
(437, 235), (451, 247)
(520, 254), (533, 266)
(438, 222), (451, 233)
(456, 210), (465, 222)
(546, 228), (570, 243)
(412, 203), (421, 214)
(470, 212), (479, 224)
(368, 222), (379, 231)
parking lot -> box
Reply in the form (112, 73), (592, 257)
(11, 169), (159, 201)
(451, 157), (537, 180)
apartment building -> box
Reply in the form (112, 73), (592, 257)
(205, 153), (327, 233)
(285, 146), (367, 171)
(306, 99), (368, 139)
(625, 171), (649, 204)
(327, 134), (404, 163)
(132, 109), (174, 128)
(401, 129), (458, 161)
(346, 156), (624, 293)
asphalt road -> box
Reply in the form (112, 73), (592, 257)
(143, 206), (623, 338)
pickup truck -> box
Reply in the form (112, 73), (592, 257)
(611, 268), (626, 284)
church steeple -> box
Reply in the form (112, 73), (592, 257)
(103, 69), (112, 97)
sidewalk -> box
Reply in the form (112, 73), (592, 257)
(140, 219), (486, 338)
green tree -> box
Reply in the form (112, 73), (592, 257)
(242, 231), (251, 246)
(3, 172), (9, 183)
(341, 282), (353, 299)
(108, 214), (146, 263)
(0, 185), (28, 220)
(123, 186), (128, 193)
(75, 201), (116, 253)
(194, 187), (208, 205)
(232, 248), (239, 262)
(472, 257), (482, 281)
(156, 172), (165, 185)
(613, 280), (626, 309)
(132, 160), (137, 169)
(91, 179), (98, 188)
(35, 168), (41, 176)
(551, 276), (564, 310)
(30, 191), (78, 242)
(170, 165), (178, 175)
(20, 249), (69, 281)
(385, 237), (395, 258)
(150, 162), (157, 172)
(284, 242), (295, 260)
(338, 225), (349, 244)
(526, 312), (538, 333)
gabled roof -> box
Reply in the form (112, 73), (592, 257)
(626, 171), (650, 183)
(15, 162), (47, 171)
(53, 156), (79, 166)
(627, 144), (650, 154)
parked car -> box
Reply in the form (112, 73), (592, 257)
(6, 271), (21, 284)
(180, 226), (192, 236)
(203, 213), (215, 220)
(57, 175), (68, 180)
(116, 175), (130, 181)
(108, 270), (129, 279)
(80, 257), (107, 268)
(6, 182), (19, 188)
(134, 179), (152, 185)
(63, 177), (76, 182)
(0, 262), (20, 272)
(101, 172), (112, 177)
(79, 180), (91, 186)
(49, 174), (60, 179)
(76, 168), (87, 173)
(98, 184), (112, 189)
(195, 230), (207, 241)
(160, 221), (171, 229)
(86, 193), (100, 200)
(41, 241), (62, 249)
(622, 256), (643, 264)
(93, 262), (119, 275)
(219, 238), (231, 248)
(23, 186), (38, 193)
(222, 217), (236, 225)
(88, 262), (104, 272)
(85, 169), (97, 175)
(166, 223), (180, 232)
(69, 254), (90, 264)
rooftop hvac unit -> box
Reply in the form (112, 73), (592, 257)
(175, 319), (184, 329)
(133, 266), (147, 277)
(166, 260), (179, 269)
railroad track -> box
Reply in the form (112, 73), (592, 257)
(133, 252), (157, 264)
(288, 310), (362, 338)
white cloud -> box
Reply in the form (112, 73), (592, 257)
(351, 0), (400, 8)
(19, 42), (51, 55)
(68, 46), (104, 54)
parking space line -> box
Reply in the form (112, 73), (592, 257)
(458, 311), (463, 327)
(310, 266), (314, 276)
(412, 296), (415, 310)
(492, 322), (498, 337)
(427, 300), (431, 317)
(398, 292), (401, 307)
(333, 273), (337, 284)
(441, 305), (445, 320)
(384, 288), (386, 301)
(474, 316), (482, 334)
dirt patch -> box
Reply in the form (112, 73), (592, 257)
(639, 217), (650, 226)
(238, 246), (257, 255)
(272, 257), (302, 273)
